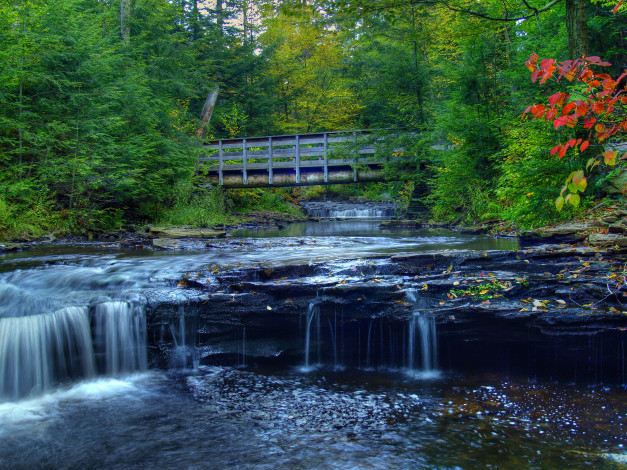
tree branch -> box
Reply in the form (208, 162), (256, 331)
(438, 0), (565, 22)
(339, 0), (566, 23)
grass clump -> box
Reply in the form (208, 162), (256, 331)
(157, 181), (235, 227)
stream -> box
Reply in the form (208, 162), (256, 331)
(0, 221), (625, 469)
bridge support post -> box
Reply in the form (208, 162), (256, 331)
(295, 134), (301, 184)
(268, 136), (273, 185)
(352, 131), (358, 182)
(323, 133), (329, 183)
(242, 138), (248, 185)
(218, 141), (224, 185)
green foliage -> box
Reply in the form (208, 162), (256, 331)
(228, 188), (305, 217)
(157, 182), (235, 227)
(449, 277), (527, 301)
(0, 0), (623, 238)
(495, 123), (589, 227)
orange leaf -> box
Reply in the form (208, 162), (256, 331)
(554, 116), (568, 130)
(545, 108), (557, 121)
(531, 104), (545, 118)
(548, 92), (568, 108)
(525, 53), (539, 72)
(613, 0), (623, 14)
(550, 145), (560, 156)
(565, 116), (578, 128)
(580, 140), (589, 152)
(584, 117), (597, 129)
(561, 102), (576, 115)
(575, 102), (588, 116)
(604, 150), (618, 166)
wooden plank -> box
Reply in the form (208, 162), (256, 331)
(323, 133), (328, 183)
(204, 134), (354, 150)
(218, 141), (224, 185)
(268, 136), (273, 185)
(295, 134), (300, 184)
(353, 131), (358, 182)
(206, 159), (390, 172)
(242, 138), (247, 185)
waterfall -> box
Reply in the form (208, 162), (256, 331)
(167, 305), (197, 369)
(0, 299), (149, 401)
(93, 302), (147, 375)
(241, 327), (247, 367)
(405, 288), (440, 377)
(300, 202), (397, 219)
(303, 303), (320, 371)
(407, 313), (438, 373)
(0, 307), (96, 400)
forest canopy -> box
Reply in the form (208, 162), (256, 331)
(0, 0), (625, 238)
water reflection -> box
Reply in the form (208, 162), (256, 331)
(0, 368), (623, 469)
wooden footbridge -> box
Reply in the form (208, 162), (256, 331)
(200, 130), (451, 188)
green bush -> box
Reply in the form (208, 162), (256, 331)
(495, 124), (589, 228)
(157, 182), (235, 227)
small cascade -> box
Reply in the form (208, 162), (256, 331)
(365, 320), (374, 369)
(93, 302), (147, 375)
(407, 313), (438, 373)
(303, 303), (321, 371)
(300, 201), (397, 219)
(240, 327), (247, 367)
(405, 289), (440, 377)
(167, 305), (198, 369)
(0, 307), (96, 400)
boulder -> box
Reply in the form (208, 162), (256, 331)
(587, 232), (627, 247)
(147, 227), (227, 239)
(518, 222), (597, 245)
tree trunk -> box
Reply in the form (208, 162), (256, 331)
(216, 1), (224, 34)
(565, 0), (589, 58)
(120, 0), (130, 44)
(196, 87), (220, 138)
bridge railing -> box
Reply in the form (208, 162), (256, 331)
(200, 130), (389, 185)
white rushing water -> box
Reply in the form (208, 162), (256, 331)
(0, 300), (147, 400)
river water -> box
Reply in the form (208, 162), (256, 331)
(0, 222), (625, 469)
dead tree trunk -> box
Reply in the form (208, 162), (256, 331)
(196, 87), (219, 139)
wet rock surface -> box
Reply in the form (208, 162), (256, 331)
(0, 243), (30, 253)
(160, 244), (627, 330)
(143, 242), (627, 381)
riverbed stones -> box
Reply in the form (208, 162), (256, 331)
(0, 243), (30, 253)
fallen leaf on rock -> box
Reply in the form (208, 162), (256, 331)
(267, 306), (273, 310)
(453, 281), (460, 286)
